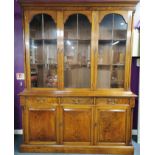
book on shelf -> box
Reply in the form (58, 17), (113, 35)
(113, 45), (125, 64)
(98, 44), (111, 65)
(44, 44), (57, 64)
(97, 69), (111, 88)
(111, 67), (124, 83)
(113, 29), (127, 40)
(64, 67), (90, 88)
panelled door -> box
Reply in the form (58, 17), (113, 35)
(94, 104), (131, 145)
(60, 104), (93, 145)
(26, 98), (59, 144)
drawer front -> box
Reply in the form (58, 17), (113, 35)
(95, 98), (129, 105)
(61, 97), (93, 105)
(26, 97), (58, 105)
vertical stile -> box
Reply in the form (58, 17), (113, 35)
(57, 11), (64, 89)
(91, 11), (99, 90)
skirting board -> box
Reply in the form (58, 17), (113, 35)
(132, 129), (138, 135)
(14, 129), (138, 135)
(14, 129), (23, 135)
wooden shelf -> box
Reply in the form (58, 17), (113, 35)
(98, 64), (111, 67)
(100, 28), (127, 31)
(112, 64), (125, 67)
(30, 38), (57, 44)
(99, 39), (126, 44)
(97, 64), (124, 67)
(31, 63), (57, 66)
(64, 39), (91, 44)
(65, 64), (90, 69)
(111, 80), (124, 84)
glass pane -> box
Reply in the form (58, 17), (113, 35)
(97, 14), (127, 88)
(30, 14), (57, 88)
(64, 14), (91, 88)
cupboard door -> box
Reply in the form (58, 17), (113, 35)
(95, 105), (129, 145)
(27, 11), (58, 88)
(63, 11), (92, 88)
(60, 105), (93, 145)
(28, 103), (58, 144)
(96, 11), (130, 89)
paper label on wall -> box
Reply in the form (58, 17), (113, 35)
(16, 73), (25, 80)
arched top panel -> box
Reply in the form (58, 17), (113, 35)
(99, 12), (128, 24)
(28, 11), (57, 24)
(30, 13), (57, 39)
(64, 11), (92, 24)
(64, 13), (91, 40)
(99, 13), (128, 31)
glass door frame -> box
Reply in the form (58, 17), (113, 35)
(62, 11), (93, 91)
(94, 11), (133, 91)
(24, 10), (61, 90)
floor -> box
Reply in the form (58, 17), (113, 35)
(14, 135), (140, 155)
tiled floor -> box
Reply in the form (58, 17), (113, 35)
(14, 135), (140, 155)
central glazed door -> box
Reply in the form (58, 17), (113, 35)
(63, 11), (93, 89)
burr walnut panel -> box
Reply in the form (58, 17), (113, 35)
(28, 109), (57, 143)
(61, 106), (92, 143)
(96, 107), (127, 143)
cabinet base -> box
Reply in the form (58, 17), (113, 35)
(20, 144), (134, 154)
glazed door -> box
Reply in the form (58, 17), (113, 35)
(95, 104), (130, 145)
(63, 11), (92, 89)
(26, 99), (59, 144)
(94, 11), (133, 89)
(60, 104), (93, 145)
(25, 11), (60, 89)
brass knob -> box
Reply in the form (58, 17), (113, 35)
(107, 99), (115, 105)
(72, 98), (79, 104)
(36, 98), (46, 103)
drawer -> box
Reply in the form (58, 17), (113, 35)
(95, 97), (129, 105)
(61, 97), (93, 105)
(26, 97), (58, 104)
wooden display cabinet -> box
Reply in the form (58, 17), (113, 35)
(19, 0), (138, 154)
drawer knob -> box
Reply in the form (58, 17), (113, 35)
(72, 98), (79, 104)
(107, 99), (115, 105)
(36, 98), (46, 103)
